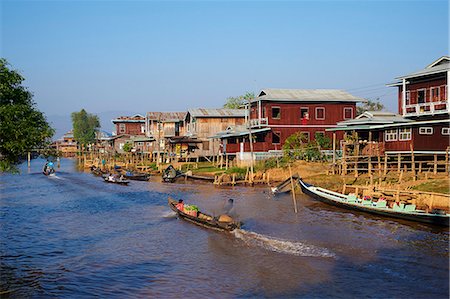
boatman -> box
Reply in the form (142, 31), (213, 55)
(176, 199), (184, 211)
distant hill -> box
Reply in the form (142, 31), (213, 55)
(47, 110), (142, 140)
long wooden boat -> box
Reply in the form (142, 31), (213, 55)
(168, 197), (240, 232)
(271, 174), (299, 194)
(298, 178), (449, 227)
(123, 172), (150, 181)
(103, 177), (129, 185)
(182, 173), (215, 182)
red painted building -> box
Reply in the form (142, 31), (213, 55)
(112, 114), (146, 136)
(332, 56), (450, 154)
(217, 89), (362, 154)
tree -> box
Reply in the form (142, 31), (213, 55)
(122, 142), (133, 152)
(0, 58), (54, 171)
(223, 92), (255, 109)
(71, 109), (100, 147)
(356, 98), (385, 115)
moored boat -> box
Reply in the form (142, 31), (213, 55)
(298, 178), (449, 227)
(271, 174), (299, 194)
(103, 177), (129, 185)
(168, 197), (240, 232)
(162, 165), (183, 182)
(123, 171), (150, 181)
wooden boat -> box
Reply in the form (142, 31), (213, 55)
(298, 178), (450, 227)
(123, 171), (150, 181)
(271, 174), (299, 194)
(162, 165), (183, 182)
(90, 166), (107, 177)
(168, 197), (240, 232)
(182, 171), (215, 182)
(103, 177), (129, 185)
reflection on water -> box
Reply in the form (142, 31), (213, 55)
(0, 158), (448, 298)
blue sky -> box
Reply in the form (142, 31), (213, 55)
(1, 0), (448, 135)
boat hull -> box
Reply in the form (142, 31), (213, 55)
(299, 179), (449, 227)
(103, 178), (129, 185)
(168, 197), (239, 232)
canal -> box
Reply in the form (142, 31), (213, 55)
(1, 158), (448, 298)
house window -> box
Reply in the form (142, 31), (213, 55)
(272, 131), (281, 144)
(315, 107), (325, 120)
(228, 138), (237, 144)
(301, 132), (310, 141)
(419, 127), (433, 135)
(431, 87), (440, 101)
(272, 107), (281, 119)
(141, 125), (145, 133)
(146, 142), (152, 146)
(417, 89), (426, 104)
(344, 107), (353, 120)
(442, 128), (450, 135)
(202, 141), (210, 151)
(255, 134), (265, 143)
(300, 108), (309, 119)
(119, 124), (126, 133)
(405, 91), (411, 105)
(399, 128), (411, 141)
(315, 131), (325, 139)
(119, 143), (125, 150)
(137, 142), (144, 146)
(385, 129), (397, 142)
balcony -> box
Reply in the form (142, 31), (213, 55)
(249, 117), (268, 128)
(404, 101), (448, 116)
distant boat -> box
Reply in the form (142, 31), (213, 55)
(162, 165), (183, 183)
(123, 171), (151, 181)
(43, 163), (56, 176)
(103, 177), (129, 185)
(298, 177), (449, 227)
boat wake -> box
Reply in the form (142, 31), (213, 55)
(232, 229), (335, 258)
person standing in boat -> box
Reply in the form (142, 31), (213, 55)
(222, 198), (235, 217)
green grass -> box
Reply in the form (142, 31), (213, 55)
(411, 179), (449, 194)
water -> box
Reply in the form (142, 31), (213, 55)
(1, 158), (448, 298)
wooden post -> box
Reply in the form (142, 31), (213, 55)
(445, 148), (449, 174)
(434, 154), (438, 175)
(342, 143), (347, 175)
(410, 144), (415, 181)
(288, 164), (298, 213)
(332, 132), (336, 174)
(354, 142), (359, 178)
(232, 173), (236, 186)
(27, 152), (31, 168)
(397, 153), (401, 173)
(383, 154), (388, 176)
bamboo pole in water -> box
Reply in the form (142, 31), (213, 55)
(288, 164), (298, 214)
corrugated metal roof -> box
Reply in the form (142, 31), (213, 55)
(188, 108), (246, 118)
(112, 115), (145, 123)
(146, 112), (187, 122)
(327, 111), (414, 131)
(210, 125), (271, 138)
(393, 56), (449, 80)
(254, 88), (363, 103)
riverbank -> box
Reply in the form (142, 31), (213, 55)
(81, 157), (450, 211)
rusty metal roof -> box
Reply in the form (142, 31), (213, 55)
(146, 112), (187, 122)
(254, 89), (363, 103)
(187, 108), (246, 118)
